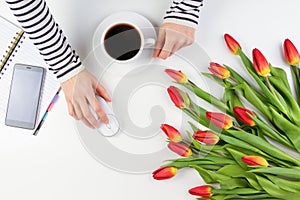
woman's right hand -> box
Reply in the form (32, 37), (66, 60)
(61, 69), (111, 128)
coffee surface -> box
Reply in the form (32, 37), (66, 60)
(104, 24), (141, 61)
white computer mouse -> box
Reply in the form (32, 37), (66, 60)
(92, 96), (120, 137)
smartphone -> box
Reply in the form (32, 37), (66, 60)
(5, 63), (45, 130)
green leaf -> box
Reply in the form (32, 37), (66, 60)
(250, 167), (300, 179)
(241, 172), (263, 191)
(269, 107), (300, 153)
(270, 65), (291, 93)
(268, 75), (300, 126)
(202, 72), (225, 86)
(222, 88), (243, 115)
(225, 148), (248, 169)
(218, 164), (246, 177)
(266, 174), (300, 193)
(220, 178), (249, 190)
(233, 82), (272, 119)
(190, 165), (230, 184)
(180, 81), (229, 112)
(213, 187), (261, 195)
(250, 116), (294, 149)
(224, 64), (248, 84)
(255, 175), (291, 197)
(290, 65), (300, 105)
(227, 130), (300, 166)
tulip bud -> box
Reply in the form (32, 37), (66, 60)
(252, 48), (271, 77)
(152, 166), (178, 180)
(168, 142), (192, 157)
(283, 39), (300, 66)
(193, 131), (220, 145)
(242, 156), (269, 167)
(188, 185), (213, 197)
(165, 69), (188, 84)
(206, 112), (233, 130)
(167, 86), (190, 109)
(233, 106), (256, 126)
(160, 124), (182, 142)
(208, 62), (231, 79)
(224, 33), (241, 55)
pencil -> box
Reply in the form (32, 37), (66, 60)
(33, 87), (61, 136)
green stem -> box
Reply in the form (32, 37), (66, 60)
(265, 76), (290, 119)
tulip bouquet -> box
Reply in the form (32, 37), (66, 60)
(152, 34), (300, 199)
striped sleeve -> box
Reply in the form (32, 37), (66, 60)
(164, 0), (204, 29)
(5, 0), (84, 83)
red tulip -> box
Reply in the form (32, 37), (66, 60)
(160, 124), (182, 142)
(168, 142), (192, 157)
(224, 33), (241, 55)
(193, 131), (220, 145)
(152, 166), (178, 180)
(283, 39), (300, 66)
(242, 156), (269, 167)
(233, 106), (256, 126)
(165, 69), (188, 83)
(188, 185), (213, 197)
(208, 62), (230, 79)
(167, 86), (190, 109)
(252, 48), (271, 77)
(206, 112), (233, 130)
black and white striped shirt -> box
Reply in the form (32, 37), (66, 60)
(6, 0), (203, 83)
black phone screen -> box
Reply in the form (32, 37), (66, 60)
(5, 63), (45, 130)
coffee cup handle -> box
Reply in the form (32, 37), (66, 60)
(144, 38), (156, 48)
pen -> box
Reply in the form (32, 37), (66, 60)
(33, 87), (61, 136)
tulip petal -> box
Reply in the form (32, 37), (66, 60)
(224, 33), (241, 55)
(161, 124), (182, 142)
(165, 69), (188, 83)
(152, 166), (178, 180)
(242, 156), (269, 167)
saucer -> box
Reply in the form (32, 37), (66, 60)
(92, 11), (157, 68)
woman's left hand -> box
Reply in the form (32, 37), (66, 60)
(153, 23), (195, 59)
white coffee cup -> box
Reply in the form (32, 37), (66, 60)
(93, 11), (156, 64)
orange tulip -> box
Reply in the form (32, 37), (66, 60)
(233, 106), (256, 126)
(165, 69), (188, 84)
(206, 112), (233, 130)
(242, 156), (269, 167)
(167, 86), (190, 109)
(283, 39), (300, 66)
(161, 124), (182, 142)
(152, 166), (178, 180)
(208, 62), (230, 79)
(224, 33), (241, 55)
(188, 185), (213, 197)
(252, 48), (271, 77)
(168, 142), (192, 157)
(193, 131), (220, 145)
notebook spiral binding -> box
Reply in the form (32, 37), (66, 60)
(0, 30), (24, 79)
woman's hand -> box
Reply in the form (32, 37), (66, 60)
(61, 69), (111, 128)
(153, 23), (195, 59)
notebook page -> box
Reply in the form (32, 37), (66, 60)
(0, 33), (60, 133)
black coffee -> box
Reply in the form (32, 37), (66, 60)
(104, 23), (141, 61)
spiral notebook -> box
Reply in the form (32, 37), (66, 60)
(0, 15), (60, 134)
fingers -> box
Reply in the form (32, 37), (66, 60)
(159, 35), (174, 60)
(153, 23), (195, 60)
(80, 98), (101, 128)
(88, 95), (109, 124)
(73, 101), (94, 128)
(95, 81), (111, 102)
(153, 29), (165, 58)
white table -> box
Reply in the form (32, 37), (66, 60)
(0, 0), (299, 199)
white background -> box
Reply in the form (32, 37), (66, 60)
(0, 0), (299, 199)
